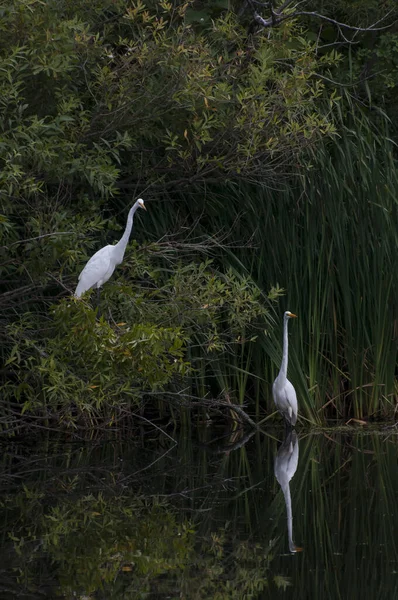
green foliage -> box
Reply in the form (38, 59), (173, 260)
(1, 0), (396, 430)
(142, 100), (398, 423)
(199, 116), (397, 423)
(0, 0), (341, 207)
(54, 299), (188, 388)
(0, 0), (342, 428)
(2, 244), (272, 426)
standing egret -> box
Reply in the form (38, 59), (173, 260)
(75, 198), (146, 299)
(272, 311), (298, 427)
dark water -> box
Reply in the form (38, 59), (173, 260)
(1, 426), (397, 599)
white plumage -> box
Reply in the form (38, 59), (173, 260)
(75, 198), (146, 298)
(272, 311), (298, 426)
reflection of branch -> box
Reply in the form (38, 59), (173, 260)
(195, 428), (256, 455)
(247, 1), (395, 38)
(131, 411), (177, 445)
(195, 399), (258, 429)
(152, 390), (260, 429)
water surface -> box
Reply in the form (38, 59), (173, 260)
(1, 426), (397, 599)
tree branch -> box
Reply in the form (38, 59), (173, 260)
(290, 10), (395, 33)
(2, 231), (75, 250)
(246, 1), (396, 39)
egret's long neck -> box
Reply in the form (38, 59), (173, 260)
(114, 203), (139, 261)
(279, 316), (289, 379)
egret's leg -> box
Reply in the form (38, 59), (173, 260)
(284, 416), (292, 432)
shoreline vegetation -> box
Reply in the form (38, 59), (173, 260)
(1, 0), (397, 435)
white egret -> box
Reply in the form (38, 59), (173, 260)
(274, 430), (302, 553)
(272, 311), (298, 427)
(75, 198), (146, 299)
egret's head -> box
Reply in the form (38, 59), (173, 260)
(285, 311), (297, 319)
(137, 198), (146, 211)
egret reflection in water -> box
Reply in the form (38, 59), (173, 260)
(274, 430), (302, 554)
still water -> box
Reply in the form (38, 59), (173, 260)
(1, 426), (397, 599)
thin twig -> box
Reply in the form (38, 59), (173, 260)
(2, 231), (75, 250)
(247, 0), (395, 35)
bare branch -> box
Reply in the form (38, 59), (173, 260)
(291, 10), (395, 33)
(2, 231), (75, 250)
(246, 0), (396, 39)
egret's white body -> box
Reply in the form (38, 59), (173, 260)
(274, 431), (302, 553)
(75, 198), (146, 298)
(272, 311), (298, 426)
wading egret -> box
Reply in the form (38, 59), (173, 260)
(272, 311), (298, 427)
(75, 198), (146, 299)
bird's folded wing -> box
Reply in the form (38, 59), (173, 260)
(76, 245), (113, 295)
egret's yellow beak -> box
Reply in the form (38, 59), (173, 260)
(287, 312), (297, 318)
(140, 201), (147, 211)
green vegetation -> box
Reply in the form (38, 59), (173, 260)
(0, 0), (397, 430)
(2, 255), (275, 429)
(210, 112), (398, 424)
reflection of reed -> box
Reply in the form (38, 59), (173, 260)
(274, 430), (302, 553)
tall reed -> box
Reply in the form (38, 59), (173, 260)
(249, 118), (398, 422)
(143, 114), (398, 423)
